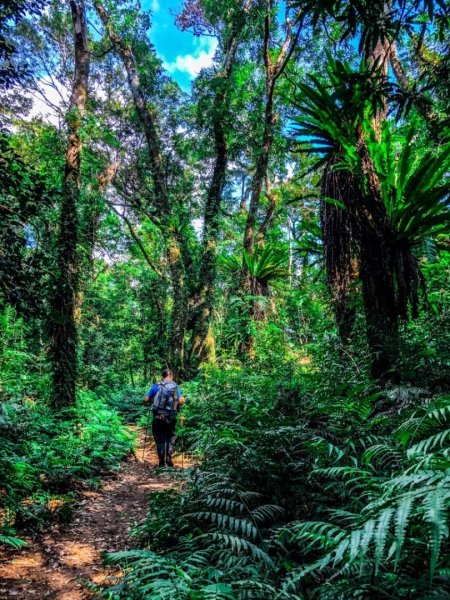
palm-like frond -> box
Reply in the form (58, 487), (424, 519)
(219, 254), (242, 275)
(292, 55), (388, 169)
(220, 244), (289, 286)
(243, 244), (289, 284)
(0, 534), (27, 549)
(293, 58), (450, 247)
(367, 122), (450, 243)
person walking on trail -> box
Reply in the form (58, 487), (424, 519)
(145, 369), (185, 467)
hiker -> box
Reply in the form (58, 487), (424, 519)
(145, 369), (185, 467)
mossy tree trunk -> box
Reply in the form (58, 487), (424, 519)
(321, 3), (406, 382)
(49, 0), (89, 409)
(320, 158), (360, 344)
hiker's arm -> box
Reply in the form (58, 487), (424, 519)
(145, 384), (158, 403)
(177, 387), (185, 406)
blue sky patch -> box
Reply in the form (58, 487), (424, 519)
(143, 0), (217, 90)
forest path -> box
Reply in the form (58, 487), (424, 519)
(0, 427), (182, 599)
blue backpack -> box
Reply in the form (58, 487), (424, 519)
(152, 381), (178, 419)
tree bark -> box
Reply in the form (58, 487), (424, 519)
(355, 137), (400, 382)
(322, 3), (403, 381)
(77, 160), (119, 319)
(49, 0), (89, 409)
(320, 157), (360, 343)
(242, 6), (301, 266)
(359, 5), (401, 381)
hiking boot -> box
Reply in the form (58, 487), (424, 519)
(156, 443), (166, 468)
(166, 441), (175, 467)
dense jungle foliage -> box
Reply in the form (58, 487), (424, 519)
(1, 0), (449, 597)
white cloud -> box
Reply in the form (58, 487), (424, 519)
(24, 76), (68, 126)
(24, 78), (108, 127)
(286, 161), (295, 180)
(164, 37), (218, 79)
(151, 0), (160, 12)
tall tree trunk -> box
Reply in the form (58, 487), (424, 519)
(189, 4), (251, 366)
(49, 0), (89, 409)
(323, 140), (401, 381)
(320, 157), (359, 343)
(191, 30), (251, 362)
(322, 3), (403, 381)
(239, 5), (301, 355)
(94, 0), (188, 379)
(78, 161), (119, 387)
(77, 160), (119, 319)
(359, 4), (401, 380)
(356, 137), (400, 381)
(188, 111), (227, 363)
(319, 8), (391, 348)
(242, 101), (274, 261)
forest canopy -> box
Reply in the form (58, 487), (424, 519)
(0, 0), (449, 598)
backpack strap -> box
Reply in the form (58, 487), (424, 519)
(153, 382), (165, 410)
(159, 382), (168, 410)
(172, 384), (179, 412)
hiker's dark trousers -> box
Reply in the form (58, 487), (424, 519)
(152, 416), (176, 462)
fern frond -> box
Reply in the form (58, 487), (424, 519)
(205, 496), (246, 514)
(361, 444), (402, 470)
(423, 488), (449, 580)
(188, 511), (258, 540)
(374, 508), (395, 574)
(0, 534), (27, 549)
(251, 504), (285, 524)
(289, 521), (347, 550)
(407, 429), (450, 458)
(199, 532), (274, 568)
(394, 495), (413, 568)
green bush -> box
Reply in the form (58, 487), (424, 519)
(101, 384), (147, 423)
(0, 391), (135, 544)
(100, 364), (450, 599)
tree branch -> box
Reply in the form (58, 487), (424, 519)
(110, 204), (164, 278)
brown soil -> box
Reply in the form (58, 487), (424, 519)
(0, 428), (186, 599)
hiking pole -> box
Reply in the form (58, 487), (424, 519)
(142, 409), (152, 462)
(179, 411), (185, 469)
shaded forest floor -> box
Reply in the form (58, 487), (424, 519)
(0, 428), (184, 599)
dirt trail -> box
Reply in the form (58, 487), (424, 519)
(0, 428), (184, 599)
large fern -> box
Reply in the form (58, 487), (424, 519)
(283, 393), (450, 593)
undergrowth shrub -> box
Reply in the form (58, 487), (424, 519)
(100, 384), (147, 423)
(99, 471), (289, 599)
(0, 390), (134, 547)
(100, 361), (450, 599)
(282, 392), (450, 598)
